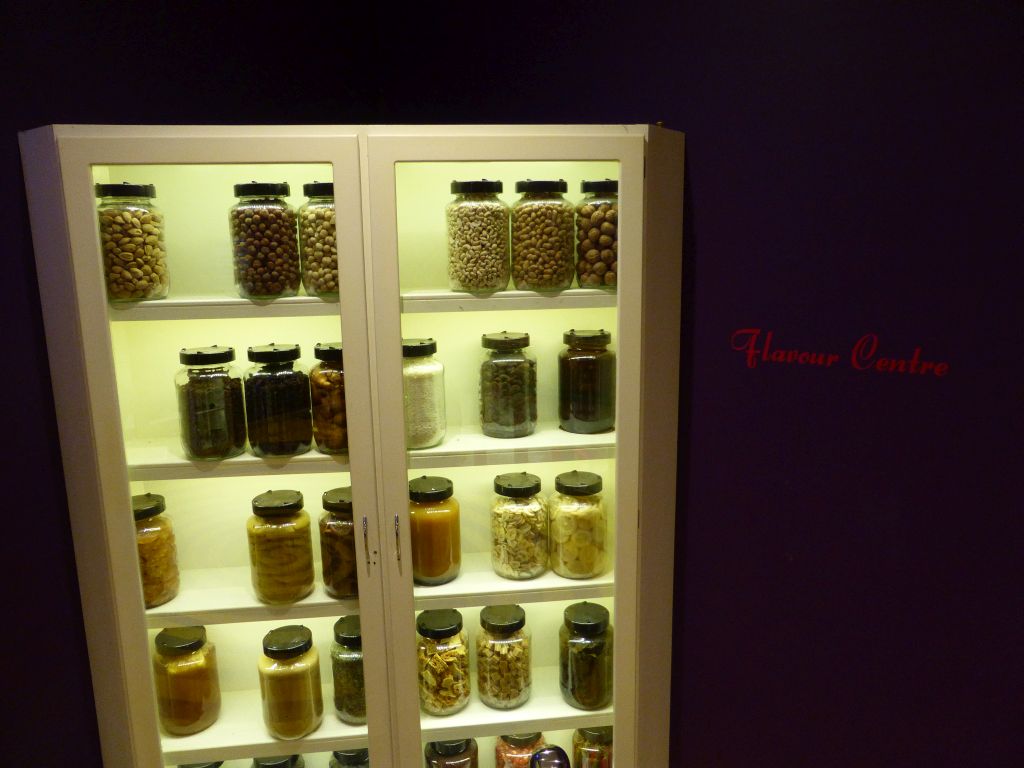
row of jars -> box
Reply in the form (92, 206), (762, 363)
(404, 329), (615, 449)
(181, 753), (367, 768)
(416, 603), (613, 716)
(134, 487), (357, 608)
(447, 179), (620, 293)
(96, 180), (339, 303)
(176, 342), (346, 461)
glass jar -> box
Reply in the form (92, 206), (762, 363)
(258, 624), (323, 740)
(175, 346), (246, 461)
(95, 182), (169, 302)
(510, 180), (575, 292)
(531, 747), (571, 767)
(572, 726), (613, 768)
(496, 733), (545, 768)
(331, 615), (366, 724)
(244, 343), (312, 457)
(329, 748), (369, 768)
(480, 332), (537, 438)
(446, 179), (510, 293)
(559, 602), (613, 710)
(299, 181), (339, 299)
(409, 476), (461, 586)
(402, 338), (446, 449)
(491, 472), (547, 580)
(477, 604), (531, 709)
(230, 181), (300, 299)
(549, 471), (607, 579)
(310, 342), (348, 455)
(320, 486), (358, 599)
(247, 490), (314, 604)
(251, 756), (305, 768)
(179, 763), (223, 768)
(574, 180), (619, 290)
(425, 739), (478, 768)
(133, 493), (179, 608)
(151, 626), (221, 735)
(416, 609), (470, 715)
(559, 330), (615, 434)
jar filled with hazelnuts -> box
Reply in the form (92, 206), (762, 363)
(229, 181), (300, 300)
(575, 180), (619, 290)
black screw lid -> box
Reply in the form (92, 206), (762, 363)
(234, 181), (289, 197)
(563, 328), (612, 347)
(581, 179), (619, 194)
(515, 179), (567, 193)
(179, 345), (235, 365)
(314, 342), (343, 363)
(95, 182), (156, 198)
(480, 604), (526, 634)
(132, 493), (166, 521)
(333, 615), (362, 648)
(416, 608), (463, 639)
(577, 725), (613, 744)
(402, 338), (437, 357)
(431, 740), (472, 756)
(501, 733), (542, 747)
(252, 490), (304, 516)
(331, 748), (369, 765)
(494, 471), (541, 498)
(451, 179), (502, 194)
(247, 343), (301, 363)
(251, 756), (300, 768)
(303, 181), (334, 197)
(482, 331), (530, 350)
(262, 625), (313, 659)
(155, 626), (206, 655)
(564, 602), (610, 636)
(179, 762), (224, 768)
(409, 476), (453, 502)
(323, 486), (353, 514)
(554, 470), (603, 496)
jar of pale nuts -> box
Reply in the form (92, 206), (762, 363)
(311, 342), (347, 455)
(244, 343), (312, 457)
(549, 471), (607, 579)
(247, 490), (315, 604)
(151, 626), (221, 736)
(447, 180), (510, 293)
(491, 472), (548, 580)
(511, 180), (575, 292)
(299, 181), (339, 299)
(480, 332), (537, 438)
(320, 486), (358, 599)
(133, 493), (179, 608)
(230, 181), (300, 299)
(575, 180), (619, 289)
(477, 604), (531, 709)
(416, 608), (470, 715)
(95, 182), (169, 302)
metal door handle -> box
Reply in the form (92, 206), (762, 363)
(394, 514), (402, 564)
(362, 516), (370, 569)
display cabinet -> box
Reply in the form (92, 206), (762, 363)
(19, 124), (684, 768)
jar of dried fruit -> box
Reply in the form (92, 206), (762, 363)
(416, 609), (470, 715)
(310, 342), (347, 455)
(574, 180), (619, 289)
(549, 471), (606, 579)
(230, 181), (300, 299)
(491, 472), (548, 580)
(320, 486), (358, 599)
(495, 733), (545, 768)
(299, 181), (339, 299)
(133, 493), (179, 608)
(95, 182), (169, 302)
(477, 604), (531, 709)
(510, 180), (575, 292)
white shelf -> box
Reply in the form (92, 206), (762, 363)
(420, 664), (613, 742)
(126, 438), (350, 481)
(108, 294), (341, 321)
(413, 553), (613, 610)
(144, 566), (358, 628)
(401, 288), (615, 313)
(407, 423), (615, 469)
(160, 685), (366, 764)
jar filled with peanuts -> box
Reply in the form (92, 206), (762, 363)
(510, 180), (575, 291)
(549, 471), (607, 579)
(416, 608), (470, 715)
(491, 472), (547, 580)
(311, 342), (348, 455)
(477, 604), (531, 709)
(247, 490), (314, 604)
(133, 493), (179, 608)
(95, 182), (169, 302)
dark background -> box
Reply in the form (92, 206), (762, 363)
(3, 2), (1021, 765)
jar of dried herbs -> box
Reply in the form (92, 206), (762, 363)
(244, 343), (312, 457)
(320, 486), (358, 599)
(331, 615), (366, 725)
(559, 602), (613, 710)
(175, 345), (246, 461)
(416, 608), (470, 716)
(477, 604), (531, 709)
(491, 472), (547, 580)
(480, 331), (537, 438)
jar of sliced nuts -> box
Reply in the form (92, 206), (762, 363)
(447, 180), (510, 293)
(133, 493), (179, 608)
(299, 181), (339, 299)
(416, 609), (470, 715)
(511, 180), (575, 292)
(480, 332), (537, 438)
(549, 471), (607, 579)
(230, 181), (300, 299)
(491, 472), (548, 580)
(575, 180), (619, 289)
(95, 182), (169, 302)
(477, 604), (531, 709)
(311, 342), (347, 455)
(320, 487), (358, 599)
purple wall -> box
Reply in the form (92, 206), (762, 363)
(3, 2), (1020, 764)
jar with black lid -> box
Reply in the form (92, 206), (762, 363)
(134, 493), (179, 608)
(477, 604), (531, 709)
(310, 342), (347, 455)
(179, 762), (224, 768)
(416, 608), (470, 715)
(558, 329), (615, 434)
(152, 626), (221, 735)
(575, 179), (619, 289)
(331, 615), (366, 724)
(258, 624), (323, 740)
(511, 180), (575, 291)
(480, 331), (537, 438)
(299, 181), (338, 298)
(329, 748), (370, 767)
(403, 338), (446, 449)
(251, 756), (305, 768)
(447, 179), (510, 293)
(559, 601), (613, 710)
(529, 746), (571, 767)
(247, 490), (314, 604)
(495, 732), (545, 768)
(175, 346), (246, 461)
(230, 181), (300, 299)
(96, 182), (169, 302)
(320, 486), (357, 599)
(409, 476), (461, 586)
(572, 726), (613, 768)
(244, 343), (312, 457)
(491, 472), (548, 580)
(425, 738), (479, 768)
(549, 470), (606, 579)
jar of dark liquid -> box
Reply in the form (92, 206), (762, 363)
(558, 329), (615, 433)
